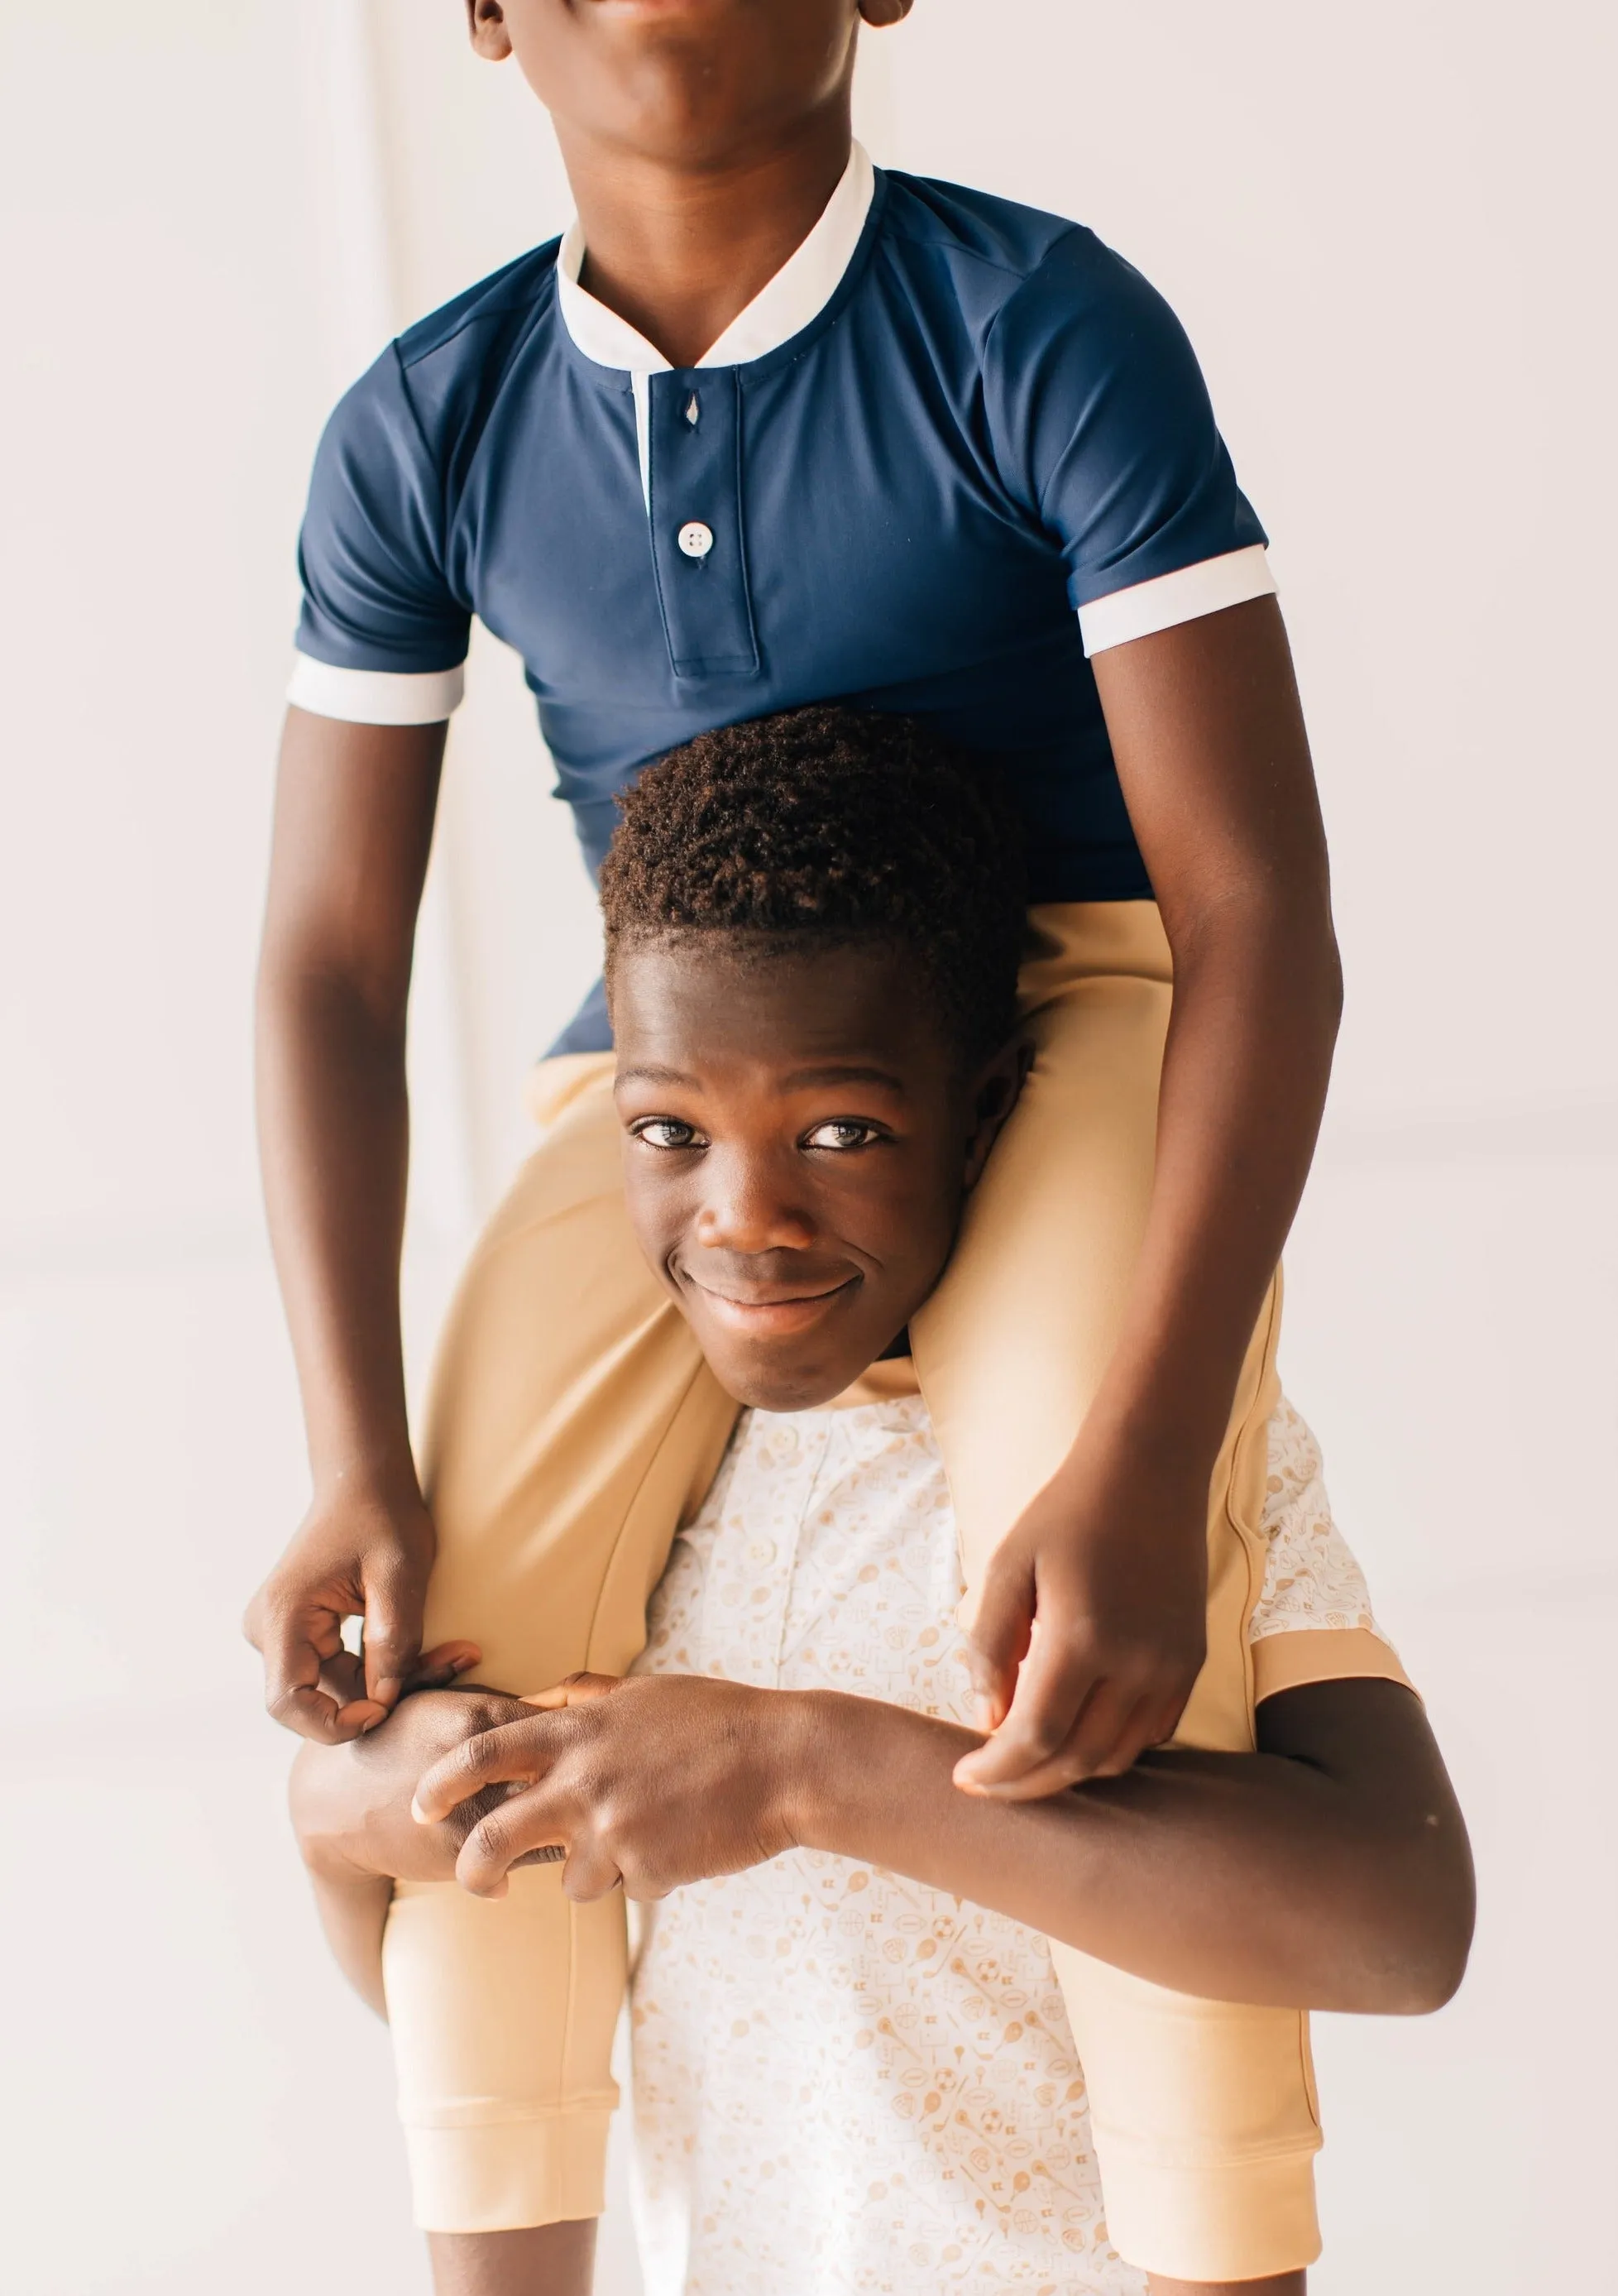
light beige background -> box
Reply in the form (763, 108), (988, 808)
(1, 3), (1613, 2289)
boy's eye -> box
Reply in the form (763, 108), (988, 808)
(633, 1119), (706, 1151)
(802, 1119), (883, 1152)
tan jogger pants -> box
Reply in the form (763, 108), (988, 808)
(382, 902), (1323, 2281)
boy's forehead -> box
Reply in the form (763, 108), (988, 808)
(612, 937), (947, 1084)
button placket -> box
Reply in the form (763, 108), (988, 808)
(718, 1416), (826, 1689)
(645, 366), (760, 680)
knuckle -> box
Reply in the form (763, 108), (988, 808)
(471, 1808), (514, 1866)
(270, 1694), (329, 1743)
(1057, 1620), (1102, 1665)
(448, 1742), (492, 1794)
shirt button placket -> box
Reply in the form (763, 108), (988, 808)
(645, 367), (760, 681)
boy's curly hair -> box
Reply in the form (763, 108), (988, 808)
(600, 705), (1027, 1062)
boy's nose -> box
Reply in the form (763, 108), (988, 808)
(693, 1149), (816, 1256)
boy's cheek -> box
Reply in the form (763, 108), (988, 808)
(619, 1186), (687, 1291)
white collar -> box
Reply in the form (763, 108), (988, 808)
(556, 142), (875, 374)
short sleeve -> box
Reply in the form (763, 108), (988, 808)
(290, 344), (471, 723)
(1248, 1398), (1415, 1704)
(983, 229), (1276, 657)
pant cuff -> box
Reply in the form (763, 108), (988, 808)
(404, 2106), (613, 2234)
(1099, 2142), (1323, 2282)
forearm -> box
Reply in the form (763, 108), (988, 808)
(791, 1684), (1461, 2013)
(256, 961), (416, 1490)
(1094, 595), (1342, 1465)
(1105, 891), (1340, 1460)
(254, 710), (444, 1496)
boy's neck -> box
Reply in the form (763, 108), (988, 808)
(558, 103), (854, 369)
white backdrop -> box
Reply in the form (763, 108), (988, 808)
(1, 3), (1613, 2290)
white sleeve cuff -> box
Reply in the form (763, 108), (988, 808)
(286, 653), (466, 724)
(1077, 544), (1276, 658)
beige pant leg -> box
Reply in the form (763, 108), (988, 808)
(381, 1060), (737, 2232)
(910, 902), (1321, 2285)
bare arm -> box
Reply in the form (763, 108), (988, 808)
(797, 1680), (1469, 2013)
(1094, 596), (1340, 1465)
(244, 708), (454, 1740)
(417, 1671), (1474, 2018)
(964, 598), (1343, 1792)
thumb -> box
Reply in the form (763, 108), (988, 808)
(361, 1559), (429, 1713)
(960, 1542), (1036, 1734)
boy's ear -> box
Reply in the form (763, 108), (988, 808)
(859, 0), (916, 25)
(467, 0), (513, 63)
(962, 1036), (1033, 1191)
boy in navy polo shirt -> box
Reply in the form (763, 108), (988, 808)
(247, 3), (1345, 2288)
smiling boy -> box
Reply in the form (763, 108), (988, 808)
(290, 709), (1472, 2296)
(249, 1), (1348, 2280)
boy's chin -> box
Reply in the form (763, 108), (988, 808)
(714, 1349), (868, 1415)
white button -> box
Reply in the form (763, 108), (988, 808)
(677, 520), (714, 559)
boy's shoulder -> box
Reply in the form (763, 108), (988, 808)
(392, 238), (565, 381)
(881, 170), (1080, 274)
(327, 240), (567, 456)
(872, 172), (1175, 357)
(877, 170), (1138, 319)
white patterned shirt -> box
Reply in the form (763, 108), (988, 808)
(628, 1389), (1399, 2296)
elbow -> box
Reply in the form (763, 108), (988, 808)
(1362, 1909), (1473, 2017)
(1335, 1829), (1477, 2016)
(1178, 877), (1343, 1033)
(256, 893), (415, 1053)
(1277, 890), (1344, 1039)
(1319, 925), (1345, 1035)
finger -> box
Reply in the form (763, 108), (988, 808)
(1074, 1690), (1161, 1772)
(1049, 1677), (1144, 1786)
(980, 1680), (1145, 1800)
(521, 1672), (621, 1710)
(316, 1649), (368, 1708)
(1081, 1690), (1185, 1780)
(960, 1547), (1038, 1733)
(1142, 1681), (1194, 1750)
(268, 1683), (353, 1742)
(412, 1718), (550, 1824)
(361, 1560), (429, 1714)
(560, 1837), (625, 1904)
(952, 1625), (1099, 1793)
(260, 1599), (366, 1743)
(454, 1783), (570, 1899)
(412, 1640), (483, 1690)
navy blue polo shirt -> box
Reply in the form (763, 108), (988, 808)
(290, 146), (1274, 1052)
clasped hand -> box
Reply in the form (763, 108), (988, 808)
(296, 1674), (807, 1906)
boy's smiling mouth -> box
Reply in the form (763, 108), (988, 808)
(683, 1272), (860, 1335)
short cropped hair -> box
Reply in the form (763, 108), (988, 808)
(600, 705), (1027, 1062)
